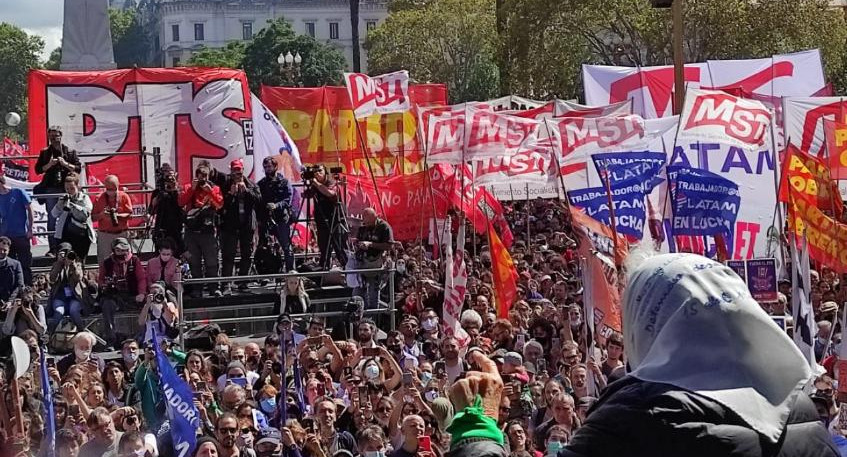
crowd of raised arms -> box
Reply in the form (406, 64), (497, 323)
(0, 125), (844, 457)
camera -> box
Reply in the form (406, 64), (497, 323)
(65, 251), (77, 261)
(301, 165), (322, 181)
(153, 292), (165, 303)
(196, 179), (208, 188)
(108, 208), (119, 226)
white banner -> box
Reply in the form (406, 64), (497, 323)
(584, 50), (825, 119)
(677, 88), (771, 151)
(784, 96), (847, 157)
(343, 70), (411, 118)
(250, 93), (302, 180)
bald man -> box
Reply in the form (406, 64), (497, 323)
(92, 175), (133, 263)
(354, 207), (393, 310)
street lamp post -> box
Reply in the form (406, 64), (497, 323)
(650, 0), (684, 115)
(277, 51), (303, 87)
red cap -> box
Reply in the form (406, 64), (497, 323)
(230, 159), (244, 170)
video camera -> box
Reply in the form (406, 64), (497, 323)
(301, 165), (322, 182)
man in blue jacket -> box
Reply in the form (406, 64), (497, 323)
(258, 156), (295, 272)
(0, 236), (24, 306)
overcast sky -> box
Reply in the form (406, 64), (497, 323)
(1, 0), (64, 59)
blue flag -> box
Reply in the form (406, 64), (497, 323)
(278, 329), (287, 425)
(592, 151), (666, 193)
(39, 348), (56, 457)
(568, 177), (647, 239)
(668, 165), (741, 244)
(152, 330), (200, 457)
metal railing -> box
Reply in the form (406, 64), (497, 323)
(174, 266), (397, 347)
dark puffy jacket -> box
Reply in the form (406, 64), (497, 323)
(560, 376), (838, 457)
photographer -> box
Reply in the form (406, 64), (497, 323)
(98, 237), (147, 349)
(47, 242), (94, 333)
(2, 285), (46, 337)
(34, 125), (82, 256)
(220, 159), (261, 294)
(92, 175), (133, 264)
(138, 281), (178, 347)
(180, 164), (224, 298)
(0, 236), (24, 307)
(258, 156), (295, 273)
(148, 164), (184, 254)
(52, 173), (95, 263)
(353, 208), (394, 310)
(302, 164), (347, 270)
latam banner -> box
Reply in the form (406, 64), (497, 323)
(260, 84), (447, 175)
(584, 50), (825, 118)
(677, 88), (771, 150)
(343, 70), (411, 118)
(28, 68), (254, 185)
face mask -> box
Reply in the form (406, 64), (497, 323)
(364, 364), (380, 380)
(216, 344), (229, 354)
(424, 390), (438, 402)
(134, 449), (146, 457)
(396, 262), (406, 274)
(570, 318), (582, 329)
(106, 190), (117, 197)
(123, 352), (138, 364)
(422, 318), (438, 331)
(546, 441), (563, 455)
(259, 397), (277, 414)
(365, 451), (386, 457)
(420, 371), (432, 385)
(239, 433), (254, 449)
(75, 348), (91, 361)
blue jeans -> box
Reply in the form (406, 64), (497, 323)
(274, 223), (294, 272)
(354, 272), (381, 310)
(49, 296), (85, 331)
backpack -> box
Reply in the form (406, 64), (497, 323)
(183, 323), (222, 350)
(48, 319), (78, 354)
(255, 240), (282, 275)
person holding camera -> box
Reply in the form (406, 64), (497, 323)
(258, 156), (295, 273)
(138, 281), (178, 347)
(35, 125), (82, 256)
(353, 207), (394, 310)
(92, 175), (134, 265)
(2, 285), (46, 337)
(148, 164), (185, 254)
(180, 164), (224, 298)
(52, 173), (95, 264)
(47, 242), (94, 333)
(303, 164), (348, 270)
(98, 237), (148, 349)
(220, 159), (261, 294)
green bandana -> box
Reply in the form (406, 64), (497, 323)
(446, 395), (504, 446)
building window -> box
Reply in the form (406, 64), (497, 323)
(172, 56), (180, 67)
(194, 23), (204, 41)
(305, 22), (316, 38)
(366, 21), (377, 33)
(242, 22), (253, 40)
(171, 24), (180, 41)
(329, 22), (339, 40)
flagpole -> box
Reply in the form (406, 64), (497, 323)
(525, 182), (531, 247)
(351, 99), (387, 218)
(600, 163), (623, 268)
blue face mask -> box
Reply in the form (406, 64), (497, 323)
(259, 397), (277, 414)
(420, 371), (432, 385)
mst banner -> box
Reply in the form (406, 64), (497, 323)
(260, 84), (447, 175)
(28, 68), (254, 184)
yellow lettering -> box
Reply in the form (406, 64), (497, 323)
(836, 128), (847, 147)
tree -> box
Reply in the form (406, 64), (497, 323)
(366, 0), (500, 103)
(109, 7), (151, 68)
(186, 42), (246, 68)
(0, 23), (43, 139)
(241, 18), (348, 92)
(44, 46), (62, 70)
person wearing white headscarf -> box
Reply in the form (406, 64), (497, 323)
(560, 252), (837, 457)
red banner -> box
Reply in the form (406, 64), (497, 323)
(28, 68), (254, 185)
(259, 84), (447, 175)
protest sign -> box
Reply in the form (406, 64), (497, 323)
(726, 260), (747, 281)
(668, 165), (741, 244)
(344, 70), (411, 118)
(746, 258), (778, 302)
(677, 88), (771, 150)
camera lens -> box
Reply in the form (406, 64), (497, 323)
(154, 293), (165, 302)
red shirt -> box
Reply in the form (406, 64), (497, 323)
(178, 183), (223, 210)
(92, 191), (133, 232)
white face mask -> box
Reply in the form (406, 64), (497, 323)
(75, 348), (91, 362)
(215, 344), (229, 354)
(424, 389), (438, 402)
(364, 364), (381, 380)
(365, 451), (385, 457)
(123, 351), (138, 364)
(422, 318), (438, 331)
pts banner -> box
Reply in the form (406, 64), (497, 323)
(28, 68), (255, 184)
(260, 84), (447, 175)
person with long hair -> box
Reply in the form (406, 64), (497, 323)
(505, 421), (540, 457)
(102, 361), (134, 408)
(186, 349), (214, 385)
(275, 273), (311, 315)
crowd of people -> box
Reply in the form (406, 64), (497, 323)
(0, 125), (845, 457)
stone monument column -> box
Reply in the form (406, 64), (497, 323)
(60, 0), (117, 70)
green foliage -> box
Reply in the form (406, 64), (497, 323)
(367, 0), (500, 103)
(241, 18), (347, 92)
(44, 46), (62, 71)
(109, 7), (151, 68)
(374, 0), (847, 101)
(186, 42), (246, 69)
(0, 23), (43, 139)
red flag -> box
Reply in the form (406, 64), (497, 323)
(489, 223), (518, 319)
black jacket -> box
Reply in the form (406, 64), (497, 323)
(220, 176), (261, 231)
(560, 376), (838, 457)
(447, 439), (507, 457)
(35, 145), (82, 189)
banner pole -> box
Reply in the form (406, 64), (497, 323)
(352, 108), (387, 218)
(525, 182), (531, 246)
(600, 164), (623, 269)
